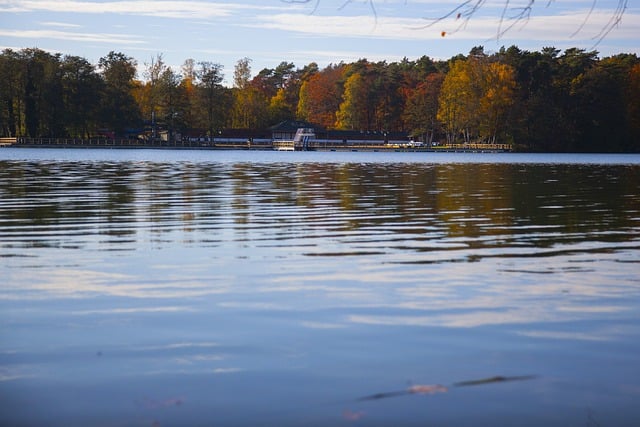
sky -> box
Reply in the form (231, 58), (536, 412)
(1, 0), (638, 85)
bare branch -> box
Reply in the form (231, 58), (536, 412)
(570, 0), (597, 38)
(283, 0), (377, 18)
(495, 0), (535, 40)
(413, 1), (486, 35)
(590, 0), (627, 47)
(337, 0), (377, 20)
(281, 0), (320, 14)
(281, 0), (628, 46)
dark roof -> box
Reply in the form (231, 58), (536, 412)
(269, 120), (322, 132)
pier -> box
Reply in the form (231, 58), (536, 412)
(4, 137), (273, 150)
(2, 136), (511, 152)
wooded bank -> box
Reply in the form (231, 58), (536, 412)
(1, 47), (639, 152)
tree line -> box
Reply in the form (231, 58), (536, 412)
(1, 46), (639, 152)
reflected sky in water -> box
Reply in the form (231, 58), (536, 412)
(1, 149), (640, 426)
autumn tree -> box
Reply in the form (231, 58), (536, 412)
(182, 59), (196, 88)
(179, 59), (197, 129)
(437, 59), (476, 144)
(232, 83), (267, 129)
(268, 67), (299, 123)
(371, 61), (405, 131)
(195, 61), (226, 137)
(335, 71), (369, 130)
(234, 57), (252, 90)
(137, 53), (168, 124)
(478, 62), (516, 143)
(269, 88), (290, 124)
(159, 67), (190, 140)
(254, 61), (303, 124)
(402, 72), (445, 143)
(231, 58), (269, 129)
(438, 54), (515, 144)
(231, 58), (253, 128)
(296, 63), (343, 128)
(336, 60), (408, 132)
(134, 54), (194, 140)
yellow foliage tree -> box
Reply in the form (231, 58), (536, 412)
(232, 85), (267, 129)
(269, 88), (290, 124)
(437, 60), (477, 144)
(335, 72), (368, 130)
(438, 58), (515, 144)
(479, 62), (516, 144)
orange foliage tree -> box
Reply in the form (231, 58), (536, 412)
(297, 64), (346, 129)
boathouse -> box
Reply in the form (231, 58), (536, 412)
(269, 120), (410, 146)
(270, 120), (319, 141)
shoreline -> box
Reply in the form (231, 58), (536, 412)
(0, 137), (510, 153)
(2, 144), (508, 154)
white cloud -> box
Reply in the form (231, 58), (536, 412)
(72, 306), (195, 315)
(39, 21), (82, 28)
(212, 367), (243, 374)
(262, 48), (408, 67)
(300, 320), (346, 329)
(0, 28), (147, 45)
(515, 330), (612, 342)
(0, 0), (242, 18)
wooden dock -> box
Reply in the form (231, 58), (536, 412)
(5, 137), (270, 150)
(3, 137), (511, 153)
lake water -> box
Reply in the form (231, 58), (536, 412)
(1, 148), (639, 427)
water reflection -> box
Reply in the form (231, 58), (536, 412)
(1, 154), (639, 426)
(3, 161), (637, 242)
(1, 160), (639, 318)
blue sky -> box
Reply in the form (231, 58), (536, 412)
(1, 0), (638, 85)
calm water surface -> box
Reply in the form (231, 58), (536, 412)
(1, 148), (639, 426)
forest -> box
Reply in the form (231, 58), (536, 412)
(1, 46), (639, 152)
